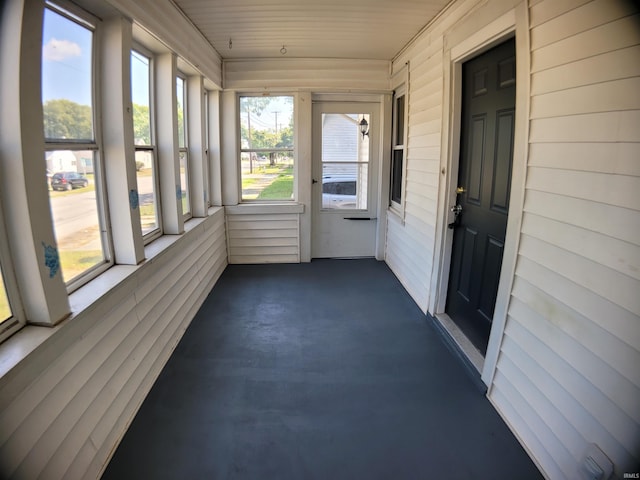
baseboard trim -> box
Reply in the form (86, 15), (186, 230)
(427, 313), (487, 393)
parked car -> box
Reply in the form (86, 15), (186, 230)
(50, 172), (89, 191)
(322, 176), (357, 209)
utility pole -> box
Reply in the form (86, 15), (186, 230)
(247, 109), (253, 173)
(273, 111), (279, 135)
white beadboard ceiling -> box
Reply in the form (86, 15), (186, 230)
(172, 0), (453, 60)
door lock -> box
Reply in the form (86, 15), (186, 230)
(456, 186), (466, 194)
(448, 204), (462, 229)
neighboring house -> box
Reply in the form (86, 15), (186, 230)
(0, 0), (637, 479)
(45, 150), (76, 173)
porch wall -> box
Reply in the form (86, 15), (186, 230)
(0, 210), (228, 479)
(388, 0), (640, 478)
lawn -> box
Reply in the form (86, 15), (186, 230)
(59, 249), (103, 284)
(257, 171), (294, 200)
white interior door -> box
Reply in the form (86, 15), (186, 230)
(311, 102), (378, 258)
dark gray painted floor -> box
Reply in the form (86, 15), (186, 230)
(103, 259), (542, 480)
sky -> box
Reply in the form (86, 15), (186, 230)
(42, 7), (93, 106)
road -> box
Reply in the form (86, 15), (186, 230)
(49, 175), (155, 250)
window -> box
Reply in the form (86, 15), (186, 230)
(390, 88), (407, 208)
(0, 266), (11, 326)
(176, 75), (190, 217)
(320, 113), (369, 210)
(42, 4), (111, 288)
(239, 95), (294, 201)
(131, 49), (161, 239)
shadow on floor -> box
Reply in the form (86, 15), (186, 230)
(103, 259), (542, 480)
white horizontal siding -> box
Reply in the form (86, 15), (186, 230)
(388, 0), (640, 478)
(0, 210), (228, 479)
(490, 0), (640, 478)
(227, 212), (300, 264)
(385, 27), (446, 313)
(223, 58), (390, 91)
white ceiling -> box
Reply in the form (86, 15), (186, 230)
(172, 0), (453, 60)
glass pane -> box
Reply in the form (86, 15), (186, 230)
(322, 163), (368, 210)
(176, 77), (186, 149)
(131, 51), (151, 145)
(320, 113), (369, 210)
(395, 95), (405, 146)
(179, 151), (190, 215)
(321, 114), (369, 163)
(240, 151), (294, 200)
(42, 8), (94, 141)
(0, 266), (12, 324)
(135, 150), (158, 235)
(47, 150), (104, 283)
(391, 149), (403, 204)
(239, 96), (295, 201)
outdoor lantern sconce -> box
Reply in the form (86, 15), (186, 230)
(359, 118), (369, 139)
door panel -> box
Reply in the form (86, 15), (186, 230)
(311, 103), (378, 258)
(446, 38), (516, 355)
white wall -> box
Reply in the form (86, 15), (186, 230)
(387, 0), (640, 478)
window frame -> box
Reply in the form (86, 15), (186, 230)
(43, 2), (114, 293)
(176, 72), (191, 219)
(389, 65), (409, 217)
(238, 93), (296, 203)
(132, 46), (163, 243)
(0, 204), (25, 343)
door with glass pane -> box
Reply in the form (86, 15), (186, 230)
(311, 103), (378, 258)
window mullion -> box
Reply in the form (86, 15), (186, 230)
(186, 75), (207, 218)
(156, 52), (184, 234)
(100, 17), (145, 265)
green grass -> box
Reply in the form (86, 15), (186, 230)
(59, 250), (103, 283)
(257, 171), (294, 200)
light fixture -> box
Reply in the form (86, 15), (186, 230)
(359, 117), (369, 139)
(280, 45), (287, 55)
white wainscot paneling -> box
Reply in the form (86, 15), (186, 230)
(226, 206), (303, 264)
(0, 209), (228, 479)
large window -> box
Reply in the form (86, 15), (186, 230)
(131, 49), (161, 239)
(390, 88), (407, 208)
(176, 75), (190, 218)
(42, 4), (110, 288)
(239, 95), (294, 201)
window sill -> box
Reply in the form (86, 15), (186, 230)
(0, 207), (224, 382)
(387, 205), (405, 225)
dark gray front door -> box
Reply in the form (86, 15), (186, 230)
(446, 38), (516, 354)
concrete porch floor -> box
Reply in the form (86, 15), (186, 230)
(102, 259), (542, 479)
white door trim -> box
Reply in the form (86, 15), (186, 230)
(428, 2), (531, 388)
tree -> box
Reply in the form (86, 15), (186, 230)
(43, 99), (92, 140)
(132, 103), (151, 144)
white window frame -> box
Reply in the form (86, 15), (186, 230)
(238, 93), (296, 203)
(0, 205), (25, 343)
(389, 64), (409, 218)
(176, 72), (191, 219)
(132, 46), (162, 243)
(43, 2), (113, 293)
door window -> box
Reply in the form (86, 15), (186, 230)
(320, 113), (369, 210)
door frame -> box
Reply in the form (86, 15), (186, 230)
(428, 4), (531, 387)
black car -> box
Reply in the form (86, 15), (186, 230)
(50, 172), (89, 191)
